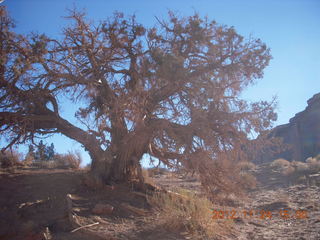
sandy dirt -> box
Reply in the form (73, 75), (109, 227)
(0, 165), (319, 240)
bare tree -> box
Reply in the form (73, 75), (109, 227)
(0, 7), (276, 194)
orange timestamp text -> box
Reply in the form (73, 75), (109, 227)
(212, 209), (308, 220)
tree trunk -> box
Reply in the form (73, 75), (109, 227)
(50, 112), (148, 185)
(1, 108), (150, 186)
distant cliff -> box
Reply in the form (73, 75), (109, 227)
(268, 93), (320, 161)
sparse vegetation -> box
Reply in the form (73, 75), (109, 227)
(53, 151), (82, 169)
(270, 158), (291, 169)
(237, 161), (256, 171)
(269, 157), (320, 185)
(239, 172), (257, 190)
(306, 157), (320, 172)
(0, 150), (22, 168)
(147, 167), (170, 177)
(148, 188), (221, 239)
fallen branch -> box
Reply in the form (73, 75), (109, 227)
(70, 222), (99, 233)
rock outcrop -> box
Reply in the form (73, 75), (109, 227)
(268, 93), (320, 161)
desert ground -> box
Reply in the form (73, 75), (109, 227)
(0, 163), (319, 240)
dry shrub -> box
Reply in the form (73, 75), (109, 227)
(38, 160), (58, 169)
(305, 157), (320, 173)
(306, 157), (317, 164)
(142, 168), (155, 185)
(0, 150), (22, 168)
(292, 161), (309, 172)
(23, 153), (34, 166)
(54, 151), (82, 169)
(309, 161), (320, 172)
(237, 161), (256, 171)
(147, 167), (169, 177)
(270, 157), (320, 185)
(280, 161), (307, 182)
(147, 188), (220, 239)
(270, 158), (291, 169)
(239, 173), (257, 190)
(281, 165), (295, 176)
(285, 160), (320, 185)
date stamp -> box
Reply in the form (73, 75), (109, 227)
(212, 209), (308, 220)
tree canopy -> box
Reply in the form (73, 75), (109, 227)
(0, 6), (277, 195)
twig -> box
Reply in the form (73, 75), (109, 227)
(70, 222), (99, 233)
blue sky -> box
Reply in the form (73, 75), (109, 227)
(2, 0), (320, 166)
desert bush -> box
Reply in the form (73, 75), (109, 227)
(239, 173), (257, 190)
(23, 153), (35, 166)
(306, 158), (320, 173)
(285, 160), (320, 185)
(281, 165), (295, 176)
(147, 188), (219, 239)
(292, 161), (309, 172)
(142, 168), (155, 185)
(237, 161), (256, 171)
(0, 150), (22, 168)
(269, 157), (320, 186)
(38, 160), (58, 169)
(147, 167), (169, 177)
(309, 162), (320, 173)
(54, 151), (82, 169)
(279, 161), (307, 180)
(270, 158), (291, 169)
(306, 157), (317, 164)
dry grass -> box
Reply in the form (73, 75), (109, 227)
(281, 165), (295, 176)
(0, 150), (23, 168)
(270, 158), (291, 169)
(142, 168), (155, 185)
(33, 151), (82, 169)
(147, 167), (170, 177)
(274, 158), (320, 185)
(237, 161), (256, 171)
(147, 188), (224, 239)
(305, 157), (320, 172)
(239, 172), (257, 190)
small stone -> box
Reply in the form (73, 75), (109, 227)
(92, 203), (114, 215)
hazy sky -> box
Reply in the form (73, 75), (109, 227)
(2, 0), (320, 166)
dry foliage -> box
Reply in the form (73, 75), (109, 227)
(148, 188), (221, 239)
(305, 157), (320, 172)
(272, 157), (320, 185)
(0, 150), (22, 168)
(54, 151), (82, 169)
(141, 168), (155, 185)
(147, 167), (170, 177)
(239, 172), (257, 190)
(0, 6), (277, 195)
(31, 151), (82, 169)
(270, 158), (291, 169)
(237, 161), (256, 171)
